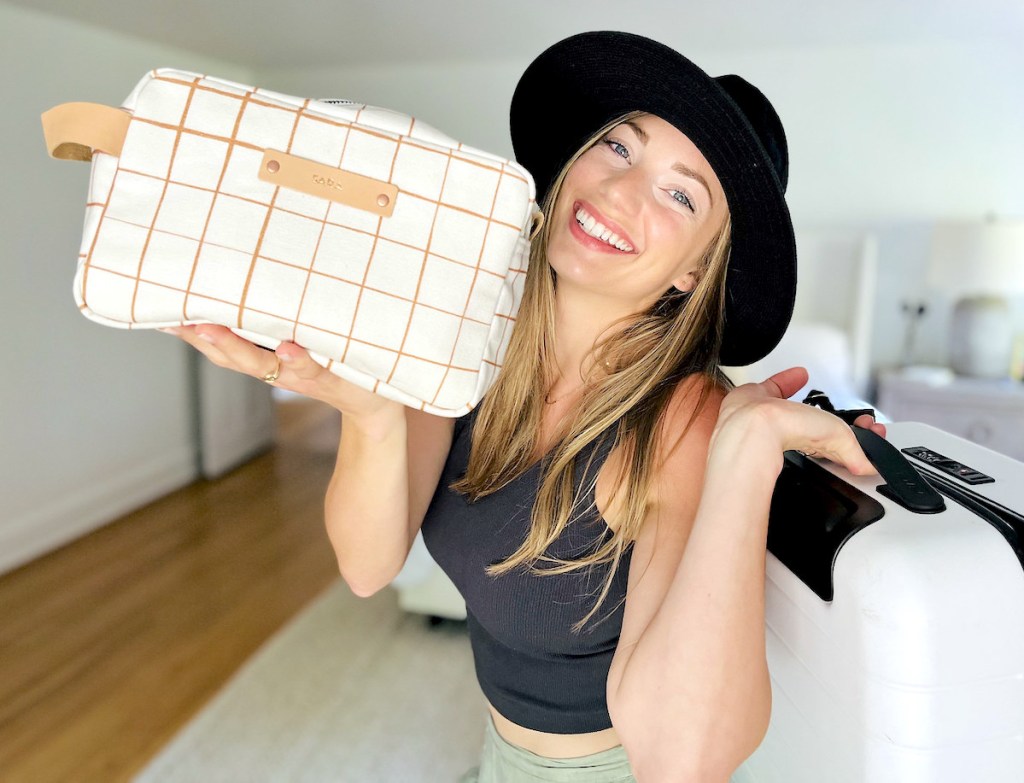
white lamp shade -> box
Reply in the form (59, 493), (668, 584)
(927, 219), (1024, 296)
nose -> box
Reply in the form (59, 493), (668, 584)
(599, 163), (645, 215)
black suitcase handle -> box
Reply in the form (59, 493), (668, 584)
(800, 390), (945, 514)
(769, 390), (1020, 600)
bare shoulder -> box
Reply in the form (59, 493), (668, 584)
(652, 373), (728, 479)
(635, 372), (727, 543)
(405, 405), (457, 438)
(404, 406), (456, 465)
(599, 374), (727, 526)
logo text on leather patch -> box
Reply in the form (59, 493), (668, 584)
(257, 149), (397, 217)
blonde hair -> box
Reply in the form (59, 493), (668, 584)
(450, 110), (736, 633)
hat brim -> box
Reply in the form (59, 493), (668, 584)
(510, 31), (797, 367)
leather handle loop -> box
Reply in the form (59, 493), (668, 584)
(528, 208), (545, 241)
(41, 102), (132, 162)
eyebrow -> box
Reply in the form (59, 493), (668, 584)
(623, 120), (715, 209)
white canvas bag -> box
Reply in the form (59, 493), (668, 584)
(41, 68), (542, 416)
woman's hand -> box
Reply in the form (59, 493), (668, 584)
(714, 366), (887, 476)
(160, 324), (406, 420)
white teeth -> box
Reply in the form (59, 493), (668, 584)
(574, 208), (634, 252)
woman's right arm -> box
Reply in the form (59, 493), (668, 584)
(325, 405), (453, 597)
(162, 324), (454, 597)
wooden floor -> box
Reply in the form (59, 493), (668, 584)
(0, 398), (344, 783)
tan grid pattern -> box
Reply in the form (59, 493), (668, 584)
(73, 69), (536, 416)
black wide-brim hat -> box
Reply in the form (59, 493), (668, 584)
(510, 30), (797, 367)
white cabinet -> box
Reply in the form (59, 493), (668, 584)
(876, 370), (1024, 462)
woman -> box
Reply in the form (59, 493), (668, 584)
(163, 31), (886, 783)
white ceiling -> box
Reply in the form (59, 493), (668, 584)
(9, 0), (1024, 68)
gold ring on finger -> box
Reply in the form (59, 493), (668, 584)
(263, 356), (282, 384)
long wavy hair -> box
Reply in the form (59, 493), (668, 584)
(449, 110), (736, 633)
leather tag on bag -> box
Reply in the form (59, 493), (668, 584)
(258, 149), (398, 217)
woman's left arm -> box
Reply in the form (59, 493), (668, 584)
(608, 367), (884, 782)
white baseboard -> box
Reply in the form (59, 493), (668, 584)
(0, 447), (198, 577)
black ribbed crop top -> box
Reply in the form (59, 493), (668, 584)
(420, 404), (634, 734)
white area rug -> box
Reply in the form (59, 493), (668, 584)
(132, 581), (487, 782)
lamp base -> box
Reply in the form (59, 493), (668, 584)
(949, 296), (1012, 379)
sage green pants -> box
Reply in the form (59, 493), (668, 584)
(458, 715), (637, 782)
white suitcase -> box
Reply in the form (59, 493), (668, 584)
(735, 420), (1024, 783)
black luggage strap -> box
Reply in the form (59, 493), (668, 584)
(798, 389), (945, 514)
(799, 388), (876, 426)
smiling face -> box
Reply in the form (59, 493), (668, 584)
(546, 113), (729, 314)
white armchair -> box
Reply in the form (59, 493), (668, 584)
(391, 531), (466, 621)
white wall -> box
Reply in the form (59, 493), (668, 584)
(0, 2), (254, 574)
(690, 40), (1024, 373)
(261, 39), (1024, 373)
(266, 39), (1024, 223)
(3, 7), (1022, 574)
